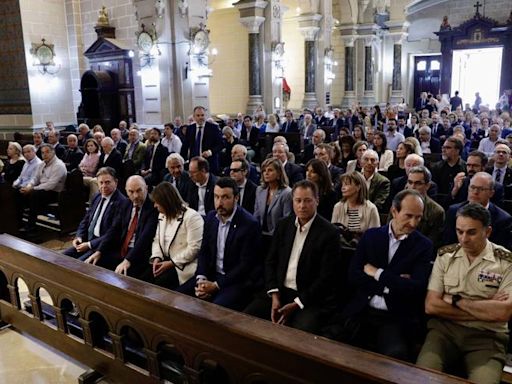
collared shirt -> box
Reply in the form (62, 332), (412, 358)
(386, 131), (405, 151)
(93, 194), (112, 237)
(237, 179), (247, 205)
(162, 135), (182, 154)
(282, 214), (316, 309)
(127, 140), (139, 159)
(429, 240), (512, 333)
(493, 165), (507, 185)
(420, 140), (432, 154)
(215, 206), (237, 275)
(128, 205), (142, 249)
(13, 156), (42, 188)
(364, 171), (375, 190)
(31, 155), (67, 192)
(369, 222), (408, 311)
(196, 175), (209, 216)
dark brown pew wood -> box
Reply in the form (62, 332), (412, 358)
(0, 234), (468, 384)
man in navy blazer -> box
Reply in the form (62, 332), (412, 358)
(140, 127), (168, 187)
(186, 156), (217, 216)
(442, 172), (512, 249)
(180, 106), (223, 174)
(245, 180), (341, 334)
(323, 190), (433, 361)
(272, 142), (304, 186)
(178, 177), (261, 310)
(98, 137), (123, 177)
(280, 110), (299, 133)
(85, 175), (158, 278)
(63, 167), (126, 260)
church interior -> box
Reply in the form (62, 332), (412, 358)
(1, 0), (512, 383)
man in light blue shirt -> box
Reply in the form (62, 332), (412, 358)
(12, 145), (42, 189)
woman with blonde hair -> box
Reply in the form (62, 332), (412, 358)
(332, 171), (380, 236)
(3, 142), (25, 185)
(146, 182), (203, 289)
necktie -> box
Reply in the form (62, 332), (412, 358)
(121, 206), (140, 258)
(194, 126), (203, 156)
(495, 168), (502, 183)
(87, 198), (106, 240)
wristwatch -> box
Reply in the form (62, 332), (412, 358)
(452, 294), (462, 308)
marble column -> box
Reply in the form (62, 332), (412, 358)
(234, 0), (268, 114)
(362, 36), (376, 106)
(392, 43), (402, 91)
(340, 35), (357, 108)
(298, 14), (322, 110)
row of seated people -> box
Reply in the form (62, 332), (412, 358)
(58, 166), (510, 384)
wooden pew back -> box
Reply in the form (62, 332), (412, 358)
(0, 235), (466, 384)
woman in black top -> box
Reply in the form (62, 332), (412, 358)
(3, 142), (25, 185)
(305, 159), (337, 221)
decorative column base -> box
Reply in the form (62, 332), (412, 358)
(341, 91), (357, 108)
(389, 90), (404, 105)
(247, 94), (264, 115)
(362, 91), (376, 106)
(302, 92), (318, 110)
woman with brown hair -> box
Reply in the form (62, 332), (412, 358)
(305, 159), (337, 221)
(254, 158), (292, 237)
(387, 141), (415, 181)
(338, 135), (356, 169)
(146, 182), (204, 289)
(331, 171), (380, 236)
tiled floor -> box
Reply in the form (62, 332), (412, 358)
(0, 327), (88, 384)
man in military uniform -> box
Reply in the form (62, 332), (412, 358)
(417, 203), (512, 384)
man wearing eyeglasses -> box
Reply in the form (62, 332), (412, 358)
(442, 172), (512, 249)
(405, 166), (445, 249)
(430, 136), (467, 195)
(229, 158), (256, 214)
(486, 143), (512, 200)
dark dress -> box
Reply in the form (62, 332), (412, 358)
(3, 159), (25, 184)
(386, 163), (406, 183)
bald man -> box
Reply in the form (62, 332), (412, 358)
(85, 175), (158, 277)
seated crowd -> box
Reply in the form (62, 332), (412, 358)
(2, 100), (512, 384)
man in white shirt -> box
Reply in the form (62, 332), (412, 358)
(478, 124), (500, 157)
(244, 180), (341, 334)
(17, 144), (67, 232)
(161, 122), (182, 154)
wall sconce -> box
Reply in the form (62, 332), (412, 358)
(324, 47), (337, 83)
(188, 25), (217, 78)
(30, 38), (61, 75)
(136, 24), (160, 68)
(272, 42), (285, 79)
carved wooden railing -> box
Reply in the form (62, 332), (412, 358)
(0, 234), (467, 384)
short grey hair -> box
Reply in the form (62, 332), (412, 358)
(166, 153), (185, 167)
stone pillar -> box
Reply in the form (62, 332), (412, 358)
(386, 21), (409, 105)
(234, 0), (268, 115)
(298, 14), (322, 110)
(362, 36), (376, 105)
(341, 36), (356, 108)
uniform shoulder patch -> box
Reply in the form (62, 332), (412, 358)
(494, 247), (512, 262)
(438, 243), (460, 256)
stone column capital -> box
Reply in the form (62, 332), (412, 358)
(341, 36), (357, 47)
(233, 0), (268, 11)
(297, 13), (322, 41)
(239, 16), (266, 33)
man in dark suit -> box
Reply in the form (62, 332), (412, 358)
(229, 158), (256, 213)
(62, 134), (84, 171)
(315, 143), (343, 185)
(178, 177), (261, 310)
(111, 128), (128, 157)
(272, 142), (304, 186)
(328, 108), (345, 138)
(240, 115), (260, 149)
(245, 180), (341, 334)
(163, 152), (191, 200)
(180, 106), (223, 174)
(323, 190), (433, 360)
(451, 151), (504, 206)
(84, 175), (158, 278)
(302, 129), (325, 164)
(63, 167), (126, 259)
(450, 90), (463, 111)
(140, 127), (168, 187)
(443, 172), (512, 249)
(429, 113), (446, 140)
(430, 136), (467, 196)
(418, 127), (441, 154)
(487, 143), (512, 200)
(186, 156), (217, 216)
(47, 130), (66, 160)
(98, 137), (123, 177)
(397, 116), (413, 138)
(280, 110), (299, 133)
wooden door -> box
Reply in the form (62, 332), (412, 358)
(414, 55), (442, 102)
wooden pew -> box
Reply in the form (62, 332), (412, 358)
(0, 234), (467, 384)
(0, 185), (18, 236)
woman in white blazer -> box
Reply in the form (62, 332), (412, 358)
(373, 131), (394, 172)
(147, 182), (204, 289)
